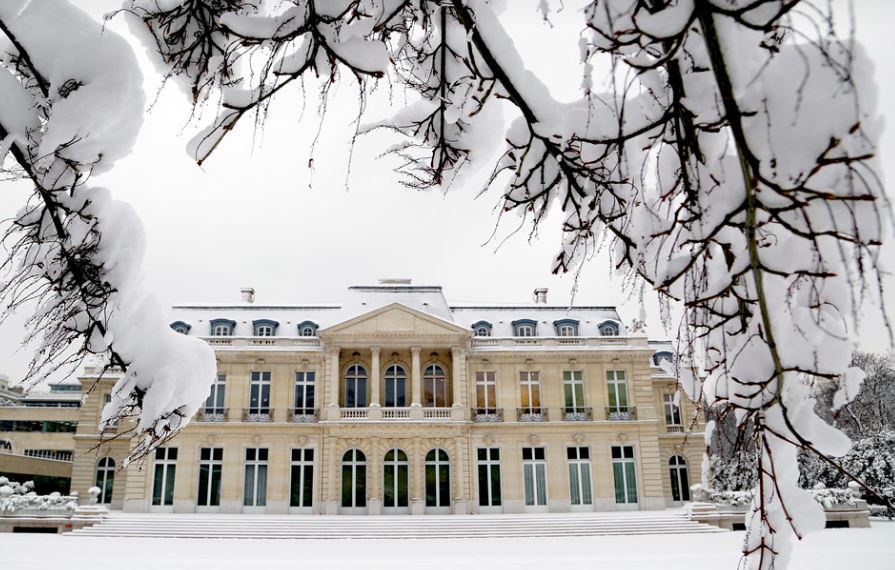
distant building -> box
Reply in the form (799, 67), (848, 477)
(4, 282), (701, 514)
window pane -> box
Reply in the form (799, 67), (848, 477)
(341, 466), (352, 507)
(477, 464), (488, 506)
(439, 464), (450, 507)
(210, 465), (222, 506)
(384, 464), (395, 507)
(535, 464), (546, 506)
(490, 464), (502, 506)
(569, 463), (580, 505)
(523, 464), (534, 506)
(244, 465), (255, 506)
(257, 465), (267, 506)
(165, 465), (176, 505)
(625, 462), (638, 503)
(152, 464), (164, 505)
(303, 464), (314, 506)
(613, 463), (625, 503)
(425, 465), (436, 507)
(355, 465), (366, 507)
(581, 463), (592, 505)
(290, 465), (302, 507)
(397, 464), (408, 507)
(198, 464), (209, 506)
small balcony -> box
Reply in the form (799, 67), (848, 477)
(381, 407), (411, 420)
(605, 407), (637, 421)
(242, 408), (273, 422)
(666, 424), (684, 433)
(517, 408), (548, 422)
(561, 407), (593, 421)
(196, 408), (228, 422)
(287, 408), (318, 423)
(472, 408), (503, 422)
(422, 407), (453, 420)
(340, 407), (369, 420)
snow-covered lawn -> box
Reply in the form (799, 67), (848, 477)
(2, 521), (893, 570)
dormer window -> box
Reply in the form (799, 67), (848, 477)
(252, 319), (279, 337)
(512, 319), (538, 337)
(209, 319), (236, 336)
(297, 321), (319, 337)
(653, 351), (675, 367)
(471, 321), (492, 337)
(553, 319), (579, 337)
(598, 320), (620, 336)
(169, 321), (191, 335)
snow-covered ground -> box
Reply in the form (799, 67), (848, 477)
(1, 521), (893, 569)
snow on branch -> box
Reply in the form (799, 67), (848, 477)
(0, 0), (215, 464)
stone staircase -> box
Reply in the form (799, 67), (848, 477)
(67, 511), (725, 539)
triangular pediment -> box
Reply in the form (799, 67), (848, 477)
(320, 303), (470, 338)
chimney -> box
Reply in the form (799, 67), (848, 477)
(241, 287), (255, 304)
(533, 288), (548, 304)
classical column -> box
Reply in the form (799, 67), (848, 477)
(326, 348), (341, 420)
(410, 346), (422, 406)
(370, 347), (381, 407)
(450, 346), (466, 408)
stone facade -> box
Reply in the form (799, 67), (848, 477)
(59, 284), (703, 514)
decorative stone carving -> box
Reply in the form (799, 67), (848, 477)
(528, 434), (541, 446)
(482, 434), (496, 446)
(296, 435), (308, 447)
(616, 432), (629, 443)
(206, 434), (217, 445)
(571, 432), (585, 444)
(252, 434), (261, 445)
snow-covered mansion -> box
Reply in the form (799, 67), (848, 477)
(2, 282), (702, 515)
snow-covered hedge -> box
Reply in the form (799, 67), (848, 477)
(695, 482), (861, 509)
(0, 477), (78, 515)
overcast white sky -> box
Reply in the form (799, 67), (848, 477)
(1, 0), (892, 384)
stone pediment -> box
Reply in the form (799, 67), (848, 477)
(320, 303), (470, 341)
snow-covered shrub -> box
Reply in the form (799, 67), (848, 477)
(0, 478), (78, 515)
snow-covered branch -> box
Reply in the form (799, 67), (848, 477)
(0, 0), (215, 464)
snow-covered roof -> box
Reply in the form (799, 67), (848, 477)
(169, 284), (631, 338)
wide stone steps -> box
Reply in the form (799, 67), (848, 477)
(67, 511), (725, 539)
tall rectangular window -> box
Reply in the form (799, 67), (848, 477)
(563, 370), (584, 411)
(607, 370), (628, 411)
(197, 448), (223, 507)
(294, 372), (315, 415)
(244, 448), (269, 507)
(663, 393), (682, 425)
(204, 374), (226, 414)
(290, 448), (314, 508)
(475, 372), (497, 413)
(520, 371), (541, 412)
(611, 445), (638, 504)
(249, 371), (271, 414)
(477, 448), (501, 507)
(567, 447), (592, 506)
(152, 447), (177, 506)
(522, 447), (547, 506)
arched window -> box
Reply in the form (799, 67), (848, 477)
(95, 457), (116, 504)
(423, 364), (447, 408)
(341, 449), (366, 509)
(512, 319), (538, 337)
(297, 321), (319, 337)
(425, 449), (450, 509)
(169, 321), (191, 334)
(598, 320), (620, 336)
(553, 319), (579, 337)
(384, 364), (407, 408)
(383, 448), (409, 511)
(209, 318), (236, 336)
(344, 364), (368, 408)
(669, 455), (691, 502)
(252, 319), (279, 337)
(471, 321), (492, 337)
(653, 351), (674, 367)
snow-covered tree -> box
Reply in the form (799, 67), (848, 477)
(0, 0), (216, 462)
(121, 1), (889, 567)
(814, 351), (895, 438)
